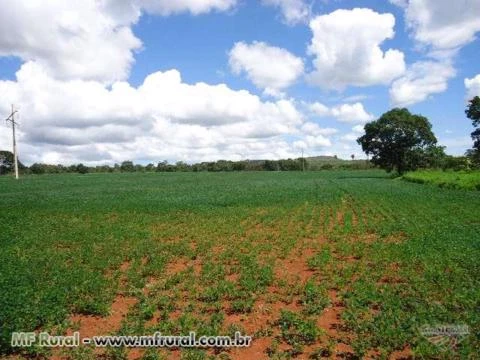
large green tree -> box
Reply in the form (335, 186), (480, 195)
(120, 160), (135, 172)
(357, 108), (439, 174)
(0, 150), (25, 175)
(466, 96), (480, 163)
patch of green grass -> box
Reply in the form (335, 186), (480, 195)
(403, 169), (480, 190)
(238, 257), (274, 292)
(230, 297), (255, 314)
(307, 248), (332, 270)
(300, 281), (330, 315)
(277, 310), (320, 346)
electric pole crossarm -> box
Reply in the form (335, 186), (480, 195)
(5, 111), (16, 119)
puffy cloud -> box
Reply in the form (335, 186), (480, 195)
(388, 0), (480, 105)
(0, 0), (335, 165)
(300, 122), (338, 136)
(0, 0), (238, 83)
(340, 133), (359, 142)
(465, 74), (480, 100)
(0, 63), (318, 165)
(341, 94), (369, 103)
(393, 0), (480, 51)
(293, 135), (331, 150)
(0, 0), (141, 83)
(390, 61), (456, 106)
(295, 122), (336, 149)
(389, 0), (408, 7)
(261, 0), (310, 25)
(309, 102), (375, 124)
(229, 41), (304, 97)
(330, 103), (375, 123)
(340, 125), (367, 143)
(307, 8), (406, 90)
(309, 102), (330, 117)
(352, 125), (365, 134)
(102, 0), (237, 21)
(136, 0), (237, 16)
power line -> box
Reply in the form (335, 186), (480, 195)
(5, 105), (19, 180)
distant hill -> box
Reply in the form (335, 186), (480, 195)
(305, 156), (345, 163)
(305, 156), (372, 170)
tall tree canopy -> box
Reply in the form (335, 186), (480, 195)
(357, 108), (439, 174)
(0, 150), (25, 175)
(466, 96), (480, 158)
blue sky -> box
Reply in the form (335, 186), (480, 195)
(0, 0), (479, 165)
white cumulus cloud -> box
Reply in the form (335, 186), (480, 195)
(309, 102), (375, 124)
(229, 41), (304, 97)
(388, 0), (480, 105)
(0, 0), (141, 83)
(137, 0), (237, 16)
(465, 75), (480, 100)
(390, 61), (456, 107)
(0, 63), (320, 165)
(307, 8), (406, 90)
(300, 122), (338, 136)
(396, 0), (480, 51)
(0, 0), (238, 83)
(262, 0), (310, 25)
(352, 125), (365, 134)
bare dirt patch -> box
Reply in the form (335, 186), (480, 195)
(317, 290), (344, 338)
(224, 297), (300, 335)
(383, 232), (408, 244)
(318, 288), (356, 360)
(336, 209), (345, 228)
(350, 232), (378, 244)
(144, 309), (162, 328)
(275, 247), (317, 285)
(165, 258), (190, 275)
(59, 261), (138, 360)
(69, 295), (137, 339)
(127, 348), (144, 360)
(352, 208), (359, 227)
(229, 337), (272, 360)
(389, 345), (413, 360)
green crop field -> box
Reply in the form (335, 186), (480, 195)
(0, 171), (479, 360)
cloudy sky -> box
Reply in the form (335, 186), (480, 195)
(0, 0), (479, 165)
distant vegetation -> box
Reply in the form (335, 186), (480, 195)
(466, 96), (480, 164)
(0, 150), (26, 175)
(1, 152), (476, 176)
(403, 170), (480, 190)
(0, 155), (376, 175)
(396, 95), (480, 191)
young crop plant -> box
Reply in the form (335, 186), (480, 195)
(238, 256), (274, 292)
(230, 297), (255, 314)
(307, 247), (332, 270)
(277, 310), (320, 346)
(300, 281), (330, 315)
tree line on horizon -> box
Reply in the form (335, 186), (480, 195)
(0, 155), (374, 175)
(1, 96), (480, 176)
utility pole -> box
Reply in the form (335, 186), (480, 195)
(5, 105), (19, 180)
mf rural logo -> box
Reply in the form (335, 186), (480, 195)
(419, 324), (470, 349)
